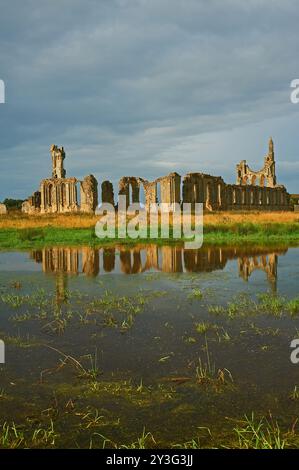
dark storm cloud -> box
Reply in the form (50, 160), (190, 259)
(0, 0), (299, 199)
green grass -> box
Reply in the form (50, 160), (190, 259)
(0, 221), (299, 249)
(0, 420), (58, 448)
(233, 413), (286, 449)
(208, 293), (299, 319)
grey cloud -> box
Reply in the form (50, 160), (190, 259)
(0, 0), (299, 200)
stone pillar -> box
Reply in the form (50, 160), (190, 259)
(119, 177), (130, 209)
(101, 180), (114, 206)
(80, 175), (98, 213)
(144, 181), (157, 210)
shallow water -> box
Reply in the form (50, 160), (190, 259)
(0, 244), (299, 448)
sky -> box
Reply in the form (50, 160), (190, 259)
(0, 0), (299, 201)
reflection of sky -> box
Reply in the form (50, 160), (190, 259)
(1, 1), (299, 200)
(0, 252), (40, 272)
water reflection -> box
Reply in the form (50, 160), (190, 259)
(238, 253), (278, 291)
(30, 245), (287, 291)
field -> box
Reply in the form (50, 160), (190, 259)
(0, 210), (298, 249)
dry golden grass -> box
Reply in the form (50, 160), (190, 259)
(203, 211), (299, 226)
(0, 210), (298, 230)
(0, 212), (98, 229)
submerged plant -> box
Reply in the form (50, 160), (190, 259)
(195, 322), (215, 335)
(195, 337), (233, 386)
(188, 289), (203, 300)
(287, 298), (299, 316)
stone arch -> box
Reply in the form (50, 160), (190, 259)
(260, 175), (268, 187)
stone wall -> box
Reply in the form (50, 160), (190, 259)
(39, 177), (79, 214)
(113, 171), (291, 212)
(21, 191), (41, 214)
(80, 175), (98, 213)
(182, 173), (225, 211)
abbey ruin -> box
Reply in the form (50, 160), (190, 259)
(22, 138), (291, 214)
(22, 145), (98, 214)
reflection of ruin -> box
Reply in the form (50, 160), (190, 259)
(22, 138), (291, 214)
(31, 247), (80, 304)
(55, 272), (68, 305)
(238, 253), (279, 291)
(103, 248), (115, 272)
(30, 245), (287, 290)
(41, 247), (79, 274)
(82, 248), (100, 277)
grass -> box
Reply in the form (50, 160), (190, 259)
(188, 288), (203, 299)
(290, 386), (299, 401)
(0, 420), (58, 448)
(0, 412), (297, 449)
(0, 287), (149, 334)
(208, 293), (299, 319)
(90, 428), (156, 449)
(195, 322), (215, 334)
(233, 413), (286, 449)
(40, 346), (102, 382)
(0, 211), (298, 248)
(195, 337), (233, 386)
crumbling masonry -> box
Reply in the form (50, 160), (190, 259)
(22, 145), (98, 214)
(22, 138), (291, 214)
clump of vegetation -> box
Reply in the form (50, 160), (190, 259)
(2, 198), (24, 210)
(90, 428), (156, 449)
(195, 322), (215, 334)
(188, 289), (203, 299)
(0, 420), (58, 448)
(290, 386), (299, 401)
(233, 413), (287, 449)
(195, 338), (233, 387)
(172, 428), (212, 449)
(207, 293), (299, 319)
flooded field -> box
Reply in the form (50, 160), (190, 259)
(0, 244), (299, 448)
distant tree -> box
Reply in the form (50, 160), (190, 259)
(2, 198), (24, 210)
(290, 195), (299, 206)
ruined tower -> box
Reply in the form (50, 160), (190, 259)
(51, 144), (66, 179)
(236, 138), (277, 187)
